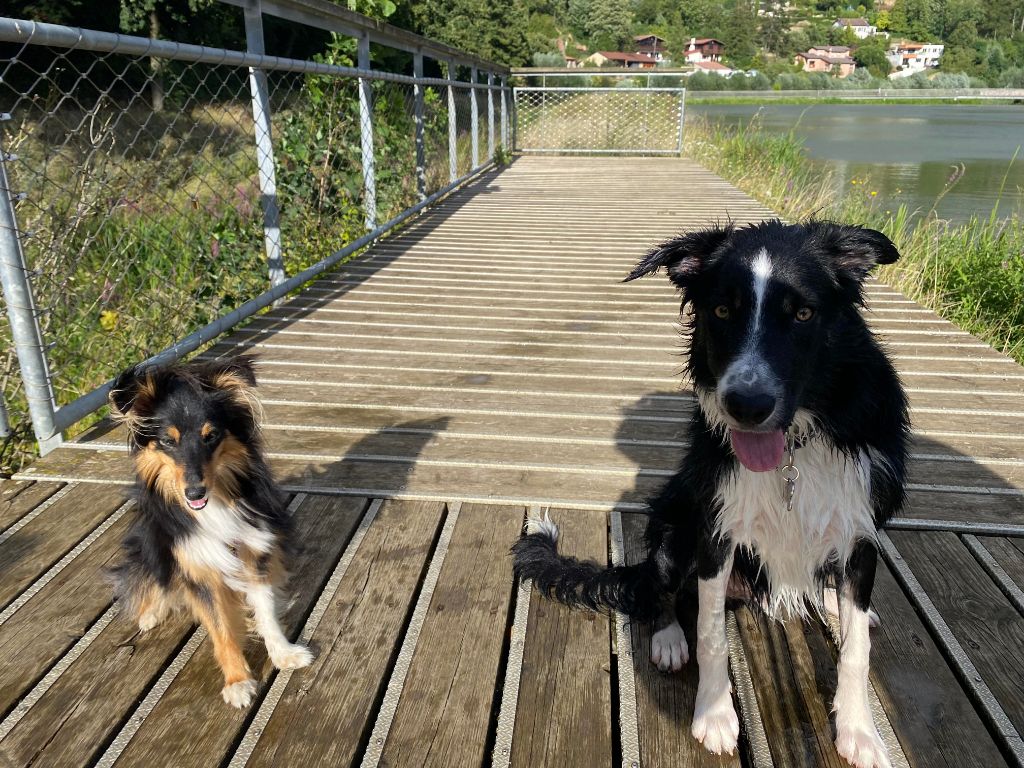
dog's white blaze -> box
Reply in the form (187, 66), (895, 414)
(176, 498), (276, 590)
(714, 438), (877, 619)
(720, 249), (775, 396)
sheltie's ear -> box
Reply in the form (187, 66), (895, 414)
(195, 355), (263, 431)
(625, 224), (734, 288)
(108, 364), (166, 440)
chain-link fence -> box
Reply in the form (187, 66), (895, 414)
(513, 87), (685, 155)
(0, 6), (510, 471)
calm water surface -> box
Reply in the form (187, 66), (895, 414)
(688, 103), (1024, 221)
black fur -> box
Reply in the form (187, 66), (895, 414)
(513, 219), (910, 620)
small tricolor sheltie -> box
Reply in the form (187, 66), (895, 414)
(514, 220), (909, 768)
(109, 355), (312, 708)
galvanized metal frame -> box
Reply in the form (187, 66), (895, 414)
(512, 86), (687, 156)
(0, 12), (510, 452)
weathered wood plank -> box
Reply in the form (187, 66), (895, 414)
(110, 494), (368, 768)
(0, 483), (128, 610)
(0, 515), (128, 722)
(380, 503), (522, 767)
(622, 513), (740, 768)
(889, 530), (1024, 735)
(511, 508), (613, 768)
(735, 606), (848, 768)
(868, 558), (1008, 767)
(979, 536), (1024, 592)
(0, 480), (64, 531)
(245, 499), (445, 768)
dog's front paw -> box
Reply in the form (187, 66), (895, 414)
(691, 694), (739, 755)
(269, 642), (314, 670)
(222, 678), (257, 708)
(836, 724), (892, 768)
(138, 611), (163, 632)
(651, 622), (689, 672)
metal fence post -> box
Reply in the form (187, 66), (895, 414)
(500, 79), (508, 150)
(470, 65), (479, 169)
(487, 71), (495, 161)
(447, 60), (457, 184)
(677, 88), (686, 155)
(413, 51), (426, 201)
(358, 32), (376, 230)
(242, 0), (285, 290)
(0, 152), (61, 454)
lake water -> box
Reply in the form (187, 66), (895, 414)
(687, 103), (1024, 222)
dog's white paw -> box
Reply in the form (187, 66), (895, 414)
(836, 724), (892, 768)
(691, 694), (739, 755)
(269, 642), (314, 670)
(221, 678), (257, 708)
(651, 622), (689, 672)
(137, 611), (163, 632)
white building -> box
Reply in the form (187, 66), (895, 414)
(833, 18), (877, 39)
(886, 41), (944, 77)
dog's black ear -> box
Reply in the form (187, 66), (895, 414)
(624, 225), (733, 287)
(108, 365), (144, 419)
(806, 221), (900, 284)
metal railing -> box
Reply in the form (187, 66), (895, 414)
(0, 2), (510, 466)
(513, 86), (685, 155)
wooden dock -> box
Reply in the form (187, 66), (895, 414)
(2, 157), (1023, 767)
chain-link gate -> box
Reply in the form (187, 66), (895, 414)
(0, 4), (511, 470)
(513, 87), (685, 155)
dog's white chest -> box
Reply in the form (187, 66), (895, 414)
(715, 440), (876, 616)
(179, 499), (275, 585)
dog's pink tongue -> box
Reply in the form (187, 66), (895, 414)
(730, 430), (786, 472)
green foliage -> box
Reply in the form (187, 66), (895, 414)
(853, 38), (892, 77)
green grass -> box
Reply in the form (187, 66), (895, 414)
(685, 115), (1024, 364)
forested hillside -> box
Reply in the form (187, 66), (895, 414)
(6, 0), (1024, 81)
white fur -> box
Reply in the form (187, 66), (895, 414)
(651, 620), (689, 672)
(716, 437), (876, 619)
(176, 498), (276, 593)
(222, 678), (257, 708)
(246, 582), (313, 670)
(525, 512), (559, 542)
(834, 589), (892, 768)
(692, 557), (739, 755)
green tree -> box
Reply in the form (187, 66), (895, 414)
(853, 38), (891, 77)
(759, 4), (791, 56)
(889, 0), (937, 39)
(585, 0), (633, 50)
(723, 0), (758, 67)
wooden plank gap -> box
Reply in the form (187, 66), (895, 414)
(0, 482), (75, 546)
(962, 535), (1024, 617)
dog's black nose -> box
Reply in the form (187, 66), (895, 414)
(723, 391), (776, 426)
(184, 485), (207, 501)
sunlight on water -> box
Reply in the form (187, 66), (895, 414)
(688, 103), (1024, 221)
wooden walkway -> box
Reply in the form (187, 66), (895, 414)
(2, 157), (1024, 767)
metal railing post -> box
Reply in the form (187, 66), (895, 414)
(677, 88), (686, 155)
(500, 78), (508, 150)
(470, 65), (479, 169)
(487, 71), (495, 160)
(242, 0), (285, 291)
(447, 60), (457, 183)
(358, 32), (376, 230)
(0, 152), (61, 454)
(413, 51), (426, 201)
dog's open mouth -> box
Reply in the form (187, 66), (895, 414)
(186, 497), (209, 510)
(730, 429), (785, 472)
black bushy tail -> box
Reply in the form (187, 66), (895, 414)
(511, 521), (664, 622)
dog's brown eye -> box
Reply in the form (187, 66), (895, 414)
(795, 307), (815, 322)
(714, 305), (730, 319)
(203, 429), (221, 444)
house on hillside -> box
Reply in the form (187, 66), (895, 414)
(808, 44), (852, 58)
(584, 51), (658, 69)
(795, 48), (856, 77)
(690, 61), (734, 76)
(833, 18), (877, 38)
(634, 34), (668, 61)
(886, 40), (944, 77)
(683, 38), (724, 64)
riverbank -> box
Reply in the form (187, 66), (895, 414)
(684, 116), (1024, 364)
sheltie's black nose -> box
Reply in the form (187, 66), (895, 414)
(184, 485), (207, 502)
(723, 390), (776, 426)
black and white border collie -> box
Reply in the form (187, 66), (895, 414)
(109, 355), (312, 708)
(513, 220), (909, 768)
